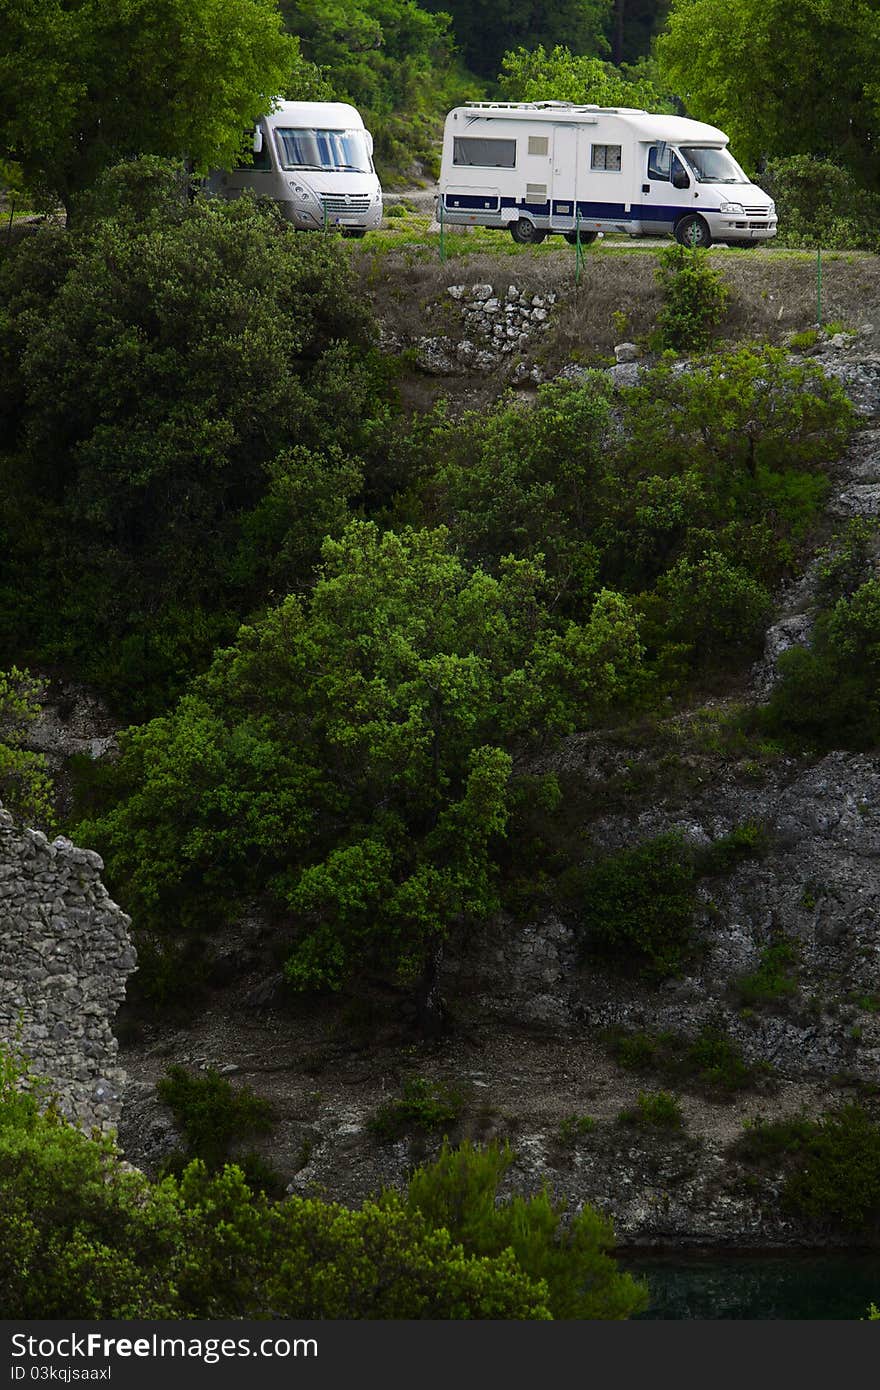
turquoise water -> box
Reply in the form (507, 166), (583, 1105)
(620, 1252), (880, 1319)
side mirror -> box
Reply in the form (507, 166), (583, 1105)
(253, 126), (263, 155)
(365, 131), (374, 156)
(672, 169), (690, 190)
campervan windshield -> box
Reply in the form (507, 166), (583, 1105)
(275, 127), (373, 174)
(678, 146), (748, 184)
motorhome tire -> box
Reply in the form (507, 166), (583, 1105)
(563, 230), (598, 245)
(510, 219), (546, 245)
(341, 228), (366, 238)
(675, 215), (711, 248)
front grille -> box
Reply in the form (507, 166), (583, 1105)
(748, 220), (768, 229)
(321, 195), (371, 214)
(744, 206), (768, 216)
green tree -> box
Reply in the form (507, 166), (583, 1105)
(0, 162), (380, 714)
(609, 0), (670, 65)
(75, 522), (643, 1002)
(657, 0), (880, 185)
(280, 0), (457, 176)
(410, 374), (614, 607)
(498, 43), (672, 109)
(0, 0), (306, 214)
(419, 0), (612, 81)
(404, 349), (852, 682)
(403, 1140), (648, 1318)
(0, 667), (53, 826)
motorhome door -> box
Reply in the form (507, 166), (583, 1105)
(552, 125), (579, 225)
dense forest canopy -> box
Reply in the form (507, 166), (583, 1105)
(657, 0), (880, 185)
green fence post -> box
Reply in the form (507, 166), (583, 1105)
(323, 201), (328, 233)
(816, 246), (822, 328)
(439, 196), (445, 263)
(575, 208), (583, 286)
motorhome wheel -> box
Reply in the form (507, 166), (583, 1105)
(510, 219), (546, 245)
(341, 228), (366, 238)
(674, 214), (711, 249)
(563, 230), (598, 245)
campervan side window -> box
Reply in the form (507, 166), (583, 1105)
(648, 145), (670, 180)
(453, 137), (516, 168)
(648, 147), (687, 183)
(591, 144), (622, 172)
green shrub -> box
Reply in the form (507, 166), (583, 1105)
(369, 1076), (464, 1141)
(737, 1106), (880, 1233)
(578, 831), (698, 978)
(557, 1114), (597, 1147)
(787, 328), (821, 353)
(697, 822), (769, 876)
(649, 549), (772, 660)
(761, 578), (880, 750)
(734, 1114), (814, 1165)
(762, 155), (880, 253)
(404, 346), (851, 699)
(652, 243), (730, 352)
(618, 1090), (684, 1130)
(403, 1139), (649, 1319)
(815, 520), (879, 606)
(577, 819), (770, 982)
(682, 1029), (760, 1092)
(609, 1026), (765, 1095)
(0, 1045), (557, 1318)
(736, 939), (799, 1008)
(156, 1065), (274, 1176)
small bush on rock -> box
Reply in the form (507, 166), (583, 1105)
(369, 1076), (464, 1142)
(156, 1065), (275, 1186)
(652, 243), (730, 352)
(618, 1090), (684, 1130)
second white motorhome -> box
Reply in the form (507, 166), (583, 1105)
(207, 100), (383, 236)
(438, 102), (777, 248)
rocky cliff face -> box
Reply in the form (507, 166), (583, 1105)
(0, 800), (135, 1131)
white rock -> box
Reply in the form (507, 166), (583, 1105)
(614, 341), (641, 363)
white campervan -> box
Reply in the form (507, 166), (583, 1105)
(439, 102), (776, 249)
(207, 100), (383, 236)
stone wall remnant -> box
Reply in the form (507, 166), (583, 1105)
(0, 800), (135, 1131)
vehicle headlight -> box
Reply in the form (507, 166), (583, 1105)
(288, 180), (318, 203)
(719, 202), (745, 216)
(768, 201), (776, 215)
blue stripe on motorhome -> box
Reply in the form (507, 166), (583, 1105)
(442, 195), (722, 224)
(500, 197), (630, 220)
(444, 193), (500, 210)
(630, 203), (721, 223)
(499, 197), (552, 215)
